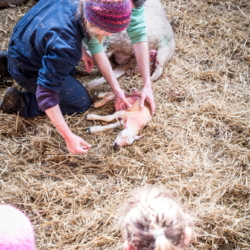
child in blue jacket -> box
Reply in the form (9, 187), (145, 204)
(0, 0), (155, 154)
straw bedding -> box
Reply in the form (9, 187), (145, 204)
(0, 0), (249, 249)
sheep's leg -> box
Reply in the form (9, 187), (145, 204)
(84, 77), (107, 88)
(92, 93), (115, 108)
(87, 121), (121, 133)
(85, 64), (132, 88)
(150, 38), (175, 81)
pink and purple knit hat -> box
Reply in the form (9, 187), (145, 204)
(84, 0), (132, 33)
(0, 205), (36, 250)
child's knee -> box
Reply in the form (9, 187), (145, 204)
(79, 94), (93, 112)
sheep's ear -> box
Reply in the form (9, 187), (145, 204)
(134, 135), (145, 141)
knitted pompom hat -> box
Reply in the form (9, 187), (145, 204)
(0, 205), (36, 250)
(84, 0), (132, 33)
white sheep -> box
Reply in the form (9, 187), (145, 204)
(86, 0), (175, 88)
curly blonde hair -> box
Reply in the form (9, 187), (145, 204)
(117, 186), (193, 250)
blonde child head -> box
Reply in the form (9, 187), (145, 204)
(118, 186), (193, 250)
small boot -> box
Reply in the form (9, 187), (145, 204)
(0, 87), (26, 114)
(0, 51), (11, 77)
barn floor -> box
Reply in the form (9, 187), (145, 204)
(0, 0), (250, 249)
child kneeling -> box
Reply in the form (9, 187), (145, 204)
(118, 186), (193, 250)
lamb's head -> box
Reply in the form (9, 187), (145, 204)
(113, 128), (144, 148)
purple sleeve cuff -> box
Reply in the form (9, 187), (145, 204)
(36, 85), (59, 111)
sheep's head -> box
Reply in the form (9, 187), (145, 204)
(113, 128), (144, 148)
(114, 51), (131, 65)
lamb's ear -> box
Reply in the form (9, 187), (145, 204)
(131, 88), (141, 95)
(134, 135), (145, 141)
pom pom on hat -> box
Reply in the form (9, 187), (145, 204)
(84, 0), (132, 33)
(0, 205), (36, 250)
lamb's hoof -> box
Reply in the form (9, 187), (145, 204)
(85, 115), (88, 120)
(86, 128), (91, 133)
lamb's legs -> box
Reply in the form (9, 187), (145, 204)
(86, 110), (125, 133)
(85, 111), (124, 122)
(87, 121), (121, 133)
(95, 92), (113, 99)
(92, 93), (115, 108)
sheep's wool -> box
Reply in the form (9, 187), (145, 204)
(0, 205), (36, 250)
(84, 0), (132, 33)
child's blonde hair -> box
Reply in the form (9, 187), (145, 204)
(118, 186), (193, 250)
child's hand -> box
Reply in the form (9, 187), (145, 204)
(65, 133), (92, 154)
(81, 47), (94, 73)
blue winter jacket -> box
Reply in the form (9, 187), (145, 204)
(9, 0), (87, 92)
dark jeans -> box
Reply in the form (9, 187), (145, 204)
(8, 60), (93, 118)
